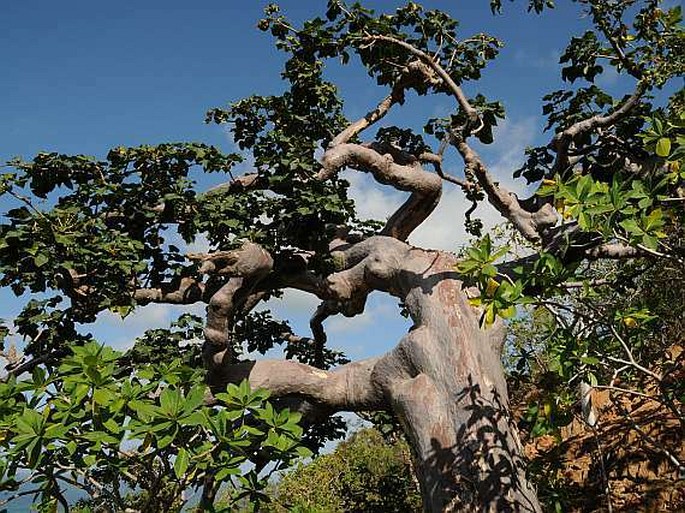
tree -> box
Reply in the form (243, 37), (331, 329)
(263, 427), (421, 512)
(0, 0), (682, 511)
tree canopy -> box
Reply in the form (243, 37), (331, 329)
(0, 0), (683, 511)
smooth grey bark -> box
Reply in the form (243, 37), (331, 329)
(376, 244), (540, 512)
(204, 236), (542, 513)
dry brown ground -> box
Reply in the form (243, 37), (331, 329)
(519, 346), (684, 512)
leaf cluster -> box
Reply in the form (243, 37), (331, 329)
(0, 342), (310, 512)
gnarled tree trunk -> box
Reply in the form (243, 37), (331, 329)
(376, 244), (540, 512)
(203, 236), (541, 512)
(195, 27), (555, 511)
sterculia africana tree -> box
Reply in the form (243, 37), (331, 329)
(1, 1), (682, 511)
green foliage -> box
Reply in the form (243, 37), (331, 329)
(462, 84), (684, 325)
(235, 310), (349, 370)
(456, 234), (523, 325)
(0, 342), (310, 512)
(490, 0), (556, 15)
(540, 113), (682, 252)
(124, 313), (204, 368)
(262, 428), (421, 513)
(559, 31), (604, 83)
(425, 93), (506, 146)
(507, 256), (685, 511)
(640, 109), (685, 163)
(0, 0), (683, 510)
(538, 173), (668, 248)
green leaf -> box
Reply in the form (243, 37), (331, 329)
(103, 418), (122, 434)
(174, 447), (190, 479)
(82, 431), (119, 445)
(587, 372), (598, 387)
(93, 388), (114, 406)
(214, 466), (242, 482)
(129, 399), (159, 420)
(34, 253), (49, 268)
(183, 385), (206, 414)
(179, 410), (206, 427)
(157, 426), (177, 449)
(66, 440), (77, 456)
(159, 387), (183, 418)
(656, 137), (671, 157)
(137, 367), (155, 381)
(620, 219), (641, 235)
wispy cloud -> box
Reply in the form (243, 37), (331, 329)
(263, 289), (321, 319)
(89, 302), (205, 351)
(325, 293), (410, 359)
(513, 48), (561, 70)
(487, 117), (539, 195)
(185, 233), (210, 254)
(345, 116), (538, 251)
(345, 172), (403, 222)
(326, 294), (396, 335)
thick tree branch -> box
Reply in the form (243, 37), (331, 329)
(563, 83), (646, 139)
(133, 277), (206, 305)
(584, 242), (643, 260)
(420, 151), (469, 188)
(202, 173), (266, 196)
(58, 266), (208, 311)
(318, 142), (442, 240)
(207, 356), (386, 412)
(2, 351), (68, 381)
(551, 82), (647, 175)
(201, 242), (273, 359)
(309, 300), (339, 367)
(330, 84), (406, 147)
(498, 239), (647, 292)
(195, 233), (539, 510)
(451, 134), (557, 242)
(362, 33), (561, 243)
(259, 252), (329, 299)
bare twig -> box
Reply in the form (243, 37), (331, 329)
(364, 34), (479, 122)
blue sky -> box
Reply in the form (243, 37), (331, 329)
(0, 1), (634, 361)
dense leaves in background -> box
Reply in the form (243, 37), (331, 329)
(507, 258), (685, 512)
(261, 427), (421, 513)
(449, 7), (684, 508)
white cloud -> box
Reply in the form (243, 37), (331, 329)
(90, 302), (205, 351)
(162, 228), (210, 255)
(257, 289), (323, 339)
(345, 172), (403, 222)
(486, 117), (538, 195)
(408, 186), (470, 250)
(514, 48), (561, 70)
(326, 294), (396, 335)
(262, 289), (321, 318)
(185, 233), (210, 254)
(345, 116), (538, 251)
